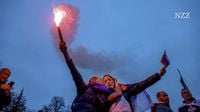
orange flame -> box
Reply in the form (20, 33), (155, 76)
(53, 8), (66, 27)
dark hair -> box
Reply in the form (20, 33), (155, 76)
(181, 88), (189, 93)
(103, 74), (114, 80)
(89, 76), (99, 84)
(156, 91), (167, 98)
(103, 74), (116, 88)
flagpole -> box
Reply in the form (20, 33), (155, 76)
(177, 68), (189, 90)
(177, 68), (182, 77)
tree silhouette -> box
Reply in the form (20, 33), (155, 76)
(39, 96), (71, 112)
(49, 96), (65, 112)
(39, 96), (70, 112)
(40, 105), (50, 112)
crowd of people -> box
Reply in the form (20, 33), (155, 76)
(58, 41), (200, 112)
(0, 41), (199, 112)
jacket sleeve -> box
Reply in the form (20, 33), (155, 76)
(60, 42), (88, 94)
(127, 73), (161, 96)
(66, 58), (88, 94)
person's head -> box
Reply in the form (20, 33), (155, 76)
(103, 74), (115, 88)
(89, 76), (103, 84)
(181, 88), (193, 101)
(156, 91), (169, 103)
(0, 67), (11, 82)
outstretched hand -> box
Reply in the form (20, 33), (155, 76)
(159, 66), (166, 77)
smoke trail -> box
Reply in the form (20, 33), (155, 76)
(69, 46), (127, 73)
(51, 4), (127, 73)
(51, 3), (79, 45)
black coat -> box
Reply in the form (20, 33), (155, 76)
(66, 59), (113, 112)
(151, 103), (173, 112)
(123, 73), (161, 112)
(178, 99), (200, 112)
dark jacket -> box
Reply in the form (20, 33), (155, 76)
(178, 99), (200, 112)
(0, 81), (11, 110)
(66, 59), (113, 112)
(151, 103), (173, 112)
(122, 73), (161, 112)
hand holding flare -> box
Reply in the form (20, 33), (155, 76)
(54, 7), (71, 61)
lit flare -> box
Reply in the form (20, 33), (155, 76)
(53, 8), (66, 27)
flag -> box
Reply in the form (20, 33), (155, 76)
(177, 68), (189, 90)
(160, 50), (170, 68)
(132, 90), (153, 112)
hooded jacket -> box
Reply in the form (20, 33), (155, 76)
(66, 59), (114, 112)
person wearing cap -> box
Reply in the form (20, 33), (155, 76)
(0, 67), (12, 110)
(178, 88), (200, 112)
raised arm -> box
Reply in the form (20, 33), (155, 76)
(127, 67), (166, 96)
(59, 41), (87, 94)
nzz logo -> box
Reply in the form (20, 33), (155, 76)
(175, 12), (190, 19)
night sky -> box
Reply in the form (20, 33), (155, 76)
(0, 0), (199, 111)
